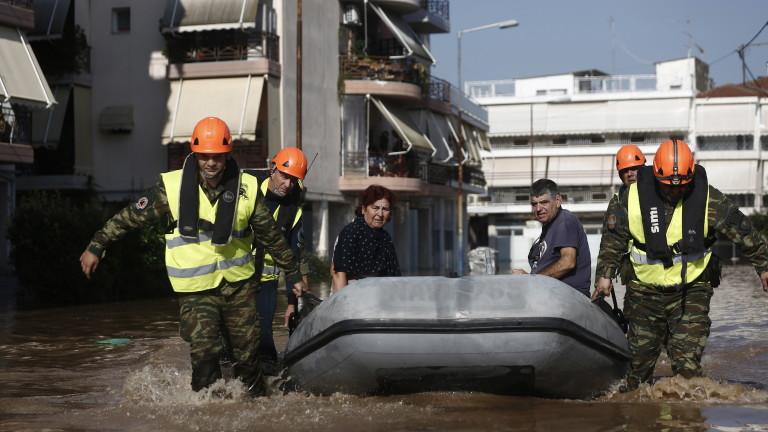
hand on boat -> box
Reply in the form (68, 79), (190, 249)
(284, 304), (296, 327)
(292, 280), (309, 297)
(592, 277), (613, 300)
(511, 268), (528, 275)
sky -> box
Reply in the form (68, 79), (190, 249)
(430, 0), (768, 89)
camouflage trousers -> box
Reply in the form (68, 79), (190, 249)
(177, 279), (264, 394)
(623, 280), (714, 388)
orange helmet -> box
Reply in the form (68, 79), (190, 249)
(271, 147), (308, 180)
(616, 144), (646, 171)
(653, 139), (695, 185)
(190, 117), (232, 154)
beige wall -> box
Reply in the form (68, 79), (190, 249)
(89, 1), (168, 199)
(280, 0), (342, 198)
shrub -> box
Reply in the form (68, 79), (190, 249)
(8, 192), (170, 308)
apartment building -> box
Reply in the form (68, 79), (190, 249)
(15, 0), (488, 275)
(467, 57), (767, 270)
(0, 0), (55, 270)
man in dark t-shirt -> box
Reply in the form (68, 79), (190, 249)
(513, 179), (592, 296)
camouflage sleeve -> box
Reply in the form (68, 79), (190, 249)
(87, 177), (170, 257)
(594, 191), (632, 281)
(249, 199), (301, 283)
(708, 186), (768, 274)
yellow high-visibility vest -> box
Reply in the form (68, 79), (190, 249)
(257, 178), (303, 282)
(627, 183), (711, 287)
(162, 169), (257, 292)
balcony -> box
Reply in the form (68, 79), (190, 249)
(340, 55), (425, 100)
(340, 150), (485, 195)
(0, 0), (34, 30)
(405, 0), (450, 34)
(0, 103), (34, 163)
(166, 31), (279, 63)
(165, 31), (280, 79)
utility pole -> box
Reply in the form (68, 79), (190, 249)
(296, 0), (303, 149)
(456, 19), (518, 276)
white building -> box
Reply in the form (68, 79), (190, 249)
(15, 0), (488, 276)
(466, 58), (768, 270)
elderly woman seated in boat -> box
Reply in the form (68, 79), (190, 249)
(331, 185), (401, 292)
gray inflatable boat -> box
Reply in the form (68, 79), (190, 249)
(284, 275), (629, 398)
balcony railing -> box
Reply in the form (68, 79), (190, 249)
(466, 80), (517, 99)
(343, 150), (485, 187)
(489, 136), (676, 150)
(427, 76), (451, 104)
(0, 103), (31, 144)
(166, 31), (279, 64)
(423, 0), (449, 22)
(574, 75), (657, 94)
(340, 55), (425, 86)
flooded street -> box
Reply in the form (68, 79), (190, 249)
(2, 267), (768, 431)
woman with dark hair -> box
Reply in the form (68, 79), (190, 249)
(331, 185), (401, 292)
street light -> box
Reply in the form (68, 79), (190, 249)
(455, 19), (518, 276)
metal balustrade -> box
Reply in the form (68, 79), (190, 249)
(574, 75), (656, 94)
(166, 32), (279, 64)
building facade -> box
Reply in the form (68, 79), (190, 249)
(467, 58), (767, 270)
(13, 0), (488, 276)
(0, 0), (55, 271)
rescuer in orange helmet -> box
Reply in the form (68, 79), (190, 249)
(79, 116), (307, 395)
(593, 138), (768, 392)
(244, 146), (311, 374)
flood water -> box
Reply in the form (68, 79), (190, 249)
(2, 266), (768, 431)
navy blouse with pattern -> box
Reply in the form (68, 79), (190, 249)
(332, 216), (401, 280)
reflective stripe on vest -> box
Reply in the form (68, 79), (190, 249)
(627, 183), (711, 287)
(162, 169), (258, 293)
(258, 178), (302, 282)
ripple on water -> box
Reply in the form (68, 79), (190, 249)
(602, 376), (768, 404)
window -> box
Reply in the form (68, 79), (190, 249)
(592, 192), (608, 201)
(552, 136), (567, 145)
(536, 89), (547, 96)
(697, 135), (754, 151)
(112, 7), (130, 34)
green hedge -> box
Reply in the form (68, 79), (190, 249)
(8, 191), (170, 308)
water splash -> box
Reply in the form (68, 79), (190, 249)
(123, 365), (248, 405)
(603, 376), (768, 403)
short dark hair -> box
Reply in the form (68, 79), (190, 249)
(356, 185), (396, 217)
(531, 178), (559, 197)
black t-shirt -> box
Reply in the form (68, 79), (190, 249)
(333, 216), (401, 280)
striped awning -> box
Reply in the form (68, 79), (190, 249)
(161, 0), (261, 33)
(367, 2), (435, 64)
(369, 96), (435, 155)
(162, 75), (264, 143)
(0, 26), (55, 107)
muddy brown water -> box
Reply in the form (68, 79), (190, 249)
(2, 267), (768, 431)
